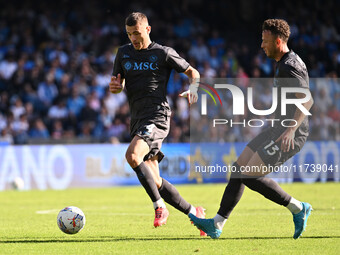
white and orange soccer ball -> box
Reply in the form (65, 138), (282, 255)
(57, 206), (86, 234)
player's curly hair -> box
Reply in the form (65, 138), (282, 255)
(125, 12), (148, 26)
(262, 19), (290, 42)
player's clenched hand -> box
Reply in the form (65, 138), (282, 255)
(109, 74), (123, 94)
(275, 128), (295, 153)
(179, 84), (198, 105)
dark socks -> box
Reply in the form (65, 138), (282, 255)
(133, 162), (161, 202)
(217, 162), (245, 218)
(241, 175), (291, 206)
(158, 178), (192, 214)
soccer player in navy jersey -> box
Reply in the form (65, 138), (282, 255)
(190, 19), (313, 239)
(109, 12), (206, 235)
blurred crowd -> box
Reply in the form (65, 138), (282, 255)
(0, 0), (339, 144)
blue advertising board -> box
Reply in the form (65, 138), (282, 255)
(0, 142), (338, 190)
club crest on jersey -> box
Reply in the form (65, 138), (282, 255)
(124, 61), (132, 71)
(149, 55), (158, 62)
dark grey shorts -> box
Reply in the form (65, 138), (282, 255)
(247, 128), (307, 167)
(130, 113), (170, 162)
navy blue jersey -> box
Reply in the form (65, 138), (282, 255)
(274, 50), (310, 137)
(113, 42), (189, 119)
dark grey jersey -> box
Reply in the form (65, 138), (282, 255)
(274, 50), (310, 137)
(112, 42), (189, 119)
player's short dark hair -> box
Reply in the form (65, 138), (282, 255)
(125, 12), (148, 26)
(262, 19), (290, 42)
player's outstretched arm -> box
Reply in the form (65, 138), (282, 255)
(179, 66), (200, 105)
(109, 73), (125, 94)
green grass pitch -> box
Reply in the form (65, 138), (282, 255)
(0, 183), (339, 254)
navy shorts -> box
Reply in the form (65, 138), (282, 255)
(247, 128), (307, 167)
(130, 113), (170, 162)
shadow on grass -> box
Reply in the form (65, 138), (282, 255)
(1, 236), (340, 243)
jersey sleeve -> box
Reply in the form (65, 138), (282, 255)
(165, 47), (190, 73)
(112, 47), (124, 78)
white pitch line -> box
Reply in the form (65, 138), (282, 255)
(35, 209), (150, 216)
(36, 209), (59, 214)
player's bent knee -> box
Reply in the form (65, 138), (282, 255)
(240, 175), (262, 190)
(125, 151), (143, 168)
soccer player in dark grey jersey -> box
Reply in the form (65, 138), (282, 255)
(190, 19), (314, 239)
(109, 12), (206, 234)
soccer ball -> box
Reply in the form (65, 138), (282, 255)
(12, 177), (25, 190)
(57, 206), (86, 234)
